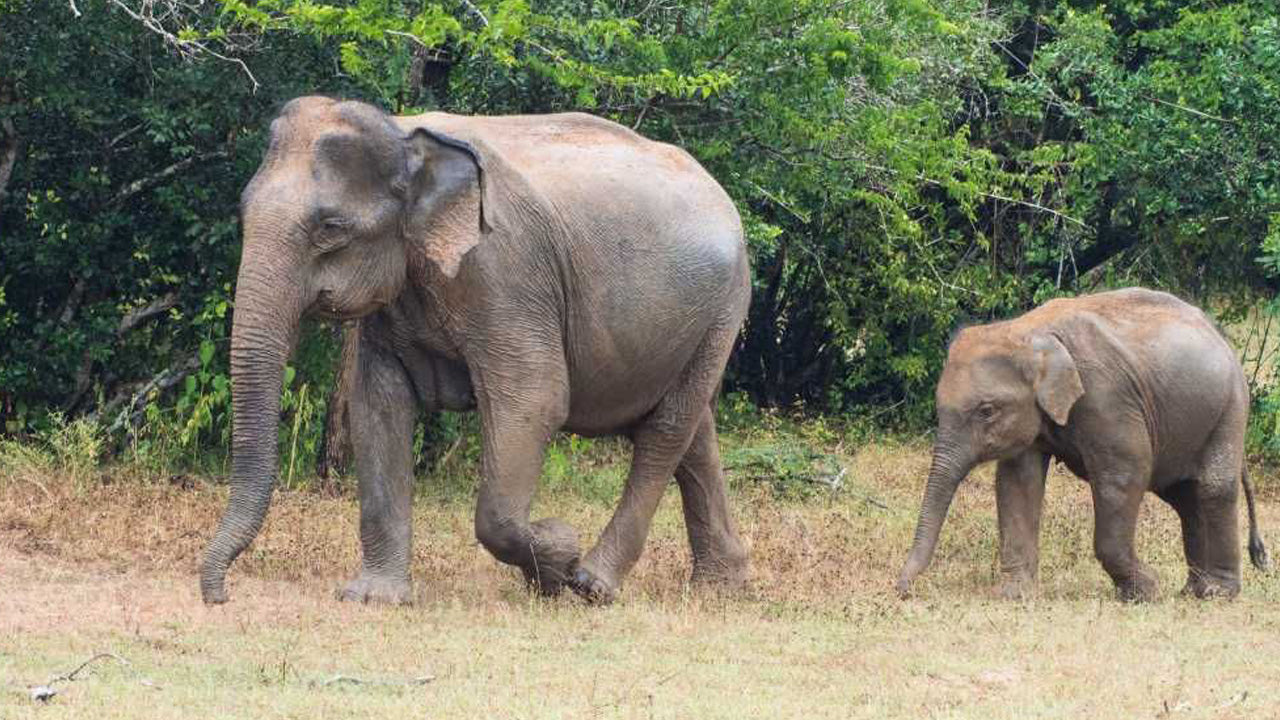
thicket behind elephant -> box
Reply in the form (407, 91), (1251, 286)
(200, 97), (751, 605)
(897, 288), (1267, 601)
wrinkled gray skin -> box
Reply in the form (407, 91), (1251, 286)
(897, 288), (1268, 602)
(200, 97), (750, 605)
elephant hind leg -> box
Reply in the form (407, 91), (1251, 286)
(570, 320), (741, 604)
(1187, 463), (1243, 599)
(675, 410), (749, 588)
(1091, 479), (1159, 602)
(1155, 479), (1215, 598)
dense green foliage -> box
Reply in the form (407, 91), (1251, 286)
(2, 0), (1278, 468)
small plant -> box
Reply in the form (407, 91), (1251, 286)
(722, 442), (846, 501)
(0, 412), (103, 488)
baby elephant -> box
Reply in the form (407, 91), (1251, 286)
(897, 288), (1267, 601)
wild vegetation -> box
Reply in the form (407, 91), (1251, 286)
(2, 0), (1279, 468)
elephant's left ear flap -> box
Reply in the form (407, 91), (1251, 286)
(402, 127), (504, 278)
(1030, 334), (1083, 426)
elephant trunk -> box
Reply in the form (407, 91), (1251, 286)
(200, 262), (303, 604)
(896, 439), (973, 596)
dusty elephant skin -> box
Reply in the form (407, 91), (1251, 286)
(200, 97), (751, 606)
(897, 288), (1269, 602)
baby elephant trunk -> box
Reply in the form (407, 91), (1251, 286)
(896, 441), (973, 596)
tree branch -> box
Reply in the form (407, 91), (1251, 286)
(103, 0), (260, 91)
(459, 0), (490, 27)
(116, 291), (178, 337)
(110, 151), (225, 206)
(1144, 94), (1235, 124)
(97, 351), (202, 434)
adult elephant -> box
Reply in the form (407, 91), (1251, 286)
(896, 288), (1267, 601)
(200, 97), (750, 605)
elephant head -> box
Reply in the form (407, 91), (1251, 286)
(200, 97), (505, 603)
(895, 324), (1083, 595)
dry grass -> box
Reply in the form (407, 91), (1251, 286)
(3, 434), (1280, 718)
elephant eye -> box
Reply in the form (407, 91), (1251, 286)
(976, 403), (997, 421)
(313, 216), (352, 252)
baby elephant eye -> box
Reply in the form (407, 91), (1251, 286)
(976, 403), (997, 420)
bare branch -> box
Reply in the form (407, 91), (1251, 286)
(459, 0), (490, 28)
(116, 292), (179, 337)
(317, 673), (435, 687)
(100, 351), (203, 434)
(102, 1), (260, 91)
(67, 0), (81, 17)
(48, 653), (131, 684)
(110, 151), (226, 206)
(1144, 94), (1235, 124)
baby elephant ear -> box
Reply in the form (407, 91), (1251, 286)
(1030, 333), (1084, 426)
(402, 127), (502, 278)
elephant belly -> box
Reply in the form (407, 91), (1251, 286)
(560, 335), (706, 436)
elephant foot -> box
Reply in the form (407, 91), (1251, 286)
(1181, 571), (1240, 600)
(519, 518), (581, 596)
(1114, 571), (1159, 603)
(690, 552), (750, 591)
(994, 574), (1037, 601)
(337, 574), (413, 605)
(568, 564), (619, 605)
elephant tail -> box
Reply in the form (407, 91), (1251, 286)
(1243, 465), (1270, 572)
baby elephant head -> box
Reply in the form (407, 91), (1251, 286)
(895, 325), (1084, 595)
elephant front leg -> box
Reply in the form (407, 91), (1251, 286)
(994, 451), (1049, 600)
(473, 398), (580, 596)
(338, 341), (418, 605)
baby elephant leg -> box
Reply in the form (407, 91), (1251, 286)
(994, 451), (1049, 600)
(1186, 474), (1242, 599)
(1091, 478), (1159, 602)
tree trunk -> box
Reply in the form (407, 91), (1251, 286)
(0, 86), (18, 201)
(316, 322), (358, 480)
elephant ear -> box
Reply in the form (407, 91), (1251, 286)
(402, 127), (506, 278)
(1029, 333), (1084, 426)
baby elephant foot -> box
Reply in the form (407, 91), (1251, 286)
(568, 563), (619, 605)
(1114, 571), (1159, 603)
(1181, 571), (1240, 600)
(337, 573), (413, 605)
(519, 518), (581, 596)
(994, 573), (1037, 601)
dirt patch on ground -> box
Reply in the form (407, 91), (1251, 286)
(0, 546), (331, 635)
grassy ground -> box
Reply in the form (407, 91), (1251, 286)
(4, 422), (1280, 719)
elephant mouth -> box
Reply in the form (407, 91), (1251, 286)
(310, 291), (387, 321)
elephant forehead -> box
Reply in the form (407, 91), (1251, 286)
(939, 352), (1026, 401)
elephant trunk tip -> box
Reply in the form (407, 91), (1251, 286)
(893, 576), (913, 599)
(199, 553), (232, 604)
(894, 552), (930, 599)
(201, 582), (229, 605)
